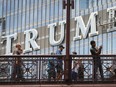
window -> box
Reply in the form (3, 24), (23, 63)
(11, 0), (15, 12)
(98, 0), (102, 6)
(88, 0), (101, 8)
(7, 0), (11, 14)
(3, 0), (7, 16)
(0, 0), (2, 17)
(75, 0), (79, 16)
(94, 0), (98, 6)
(89, 0), (94, 8)
(102, 0), (107, 5)
(14, 0), (18, 11)
(79, 0), (89, 10)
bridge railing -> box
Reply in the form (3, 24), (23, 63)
(0, 55), (116, 84)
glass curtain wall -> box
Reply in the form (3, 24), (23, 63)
(0, 0), (116, 55)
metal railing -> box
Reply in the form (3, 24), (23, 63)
(0, 55), (116, 84)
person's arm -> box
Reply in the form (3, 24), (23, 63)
(17, 48), (23, 55)
(98, 46), (102, 54)
(90, 46), (102, 55)
(95, 46), (102, 55)
(19, 48), (23, 54)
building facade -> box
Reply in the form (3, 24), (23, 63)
(0, 0), (116, 55)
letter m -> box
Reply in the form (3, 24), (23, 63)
(73, 12), (98, 40)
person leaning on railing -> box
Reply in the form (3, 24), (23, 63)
(71, 52), (78, 81)
(77, 59), (84, 80)
(55, 45), (65, 80)
(11, 43), (24, 81)
(71, 51), (84, 81)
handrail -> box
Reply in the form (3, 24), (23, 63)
(0, 55), (65, 57)
(0, 54), (116, 57)
(70, 55), (116, 57)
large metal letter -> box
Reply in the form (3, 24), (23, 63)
(48, 20), (65, 46)
(5, 33), (17, 54)
(107, 6), (116, 32)
(24, 29), (40, 53)
(73, 12), (98, 40)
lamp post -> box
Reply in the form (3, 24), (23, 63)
(63, 0), (74, 83)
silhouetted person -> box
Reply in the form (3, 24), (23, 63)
(71, 52), (78, 81)
(47, 52), (56, 81)
(48, 60), (56, 81)
(90, 40), (104, 81)
(72, 61), (78, 81)
(77, 59), (84, 80)
(72, 59), (84, 81)
(11, 43), (23, 81)
(56, 45), (65, 80)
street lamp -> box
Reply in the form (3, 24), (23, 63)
(63, 0), (74, 83)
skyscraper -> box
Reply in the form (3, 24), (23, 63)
(0, 0), (116, 55)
